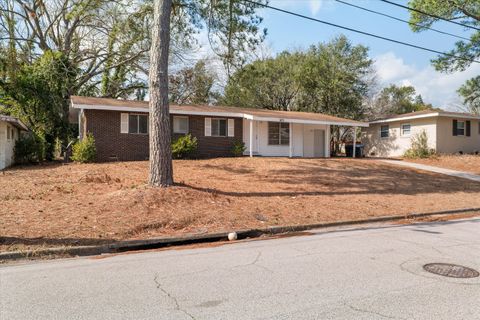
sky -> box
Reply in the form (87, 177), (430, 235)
(201, 0), (479, 111)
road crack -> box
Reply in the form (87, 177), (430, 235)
(232, 251), (273, 273)
(154, 273), (196, 319)
(345, 302), (405, 320)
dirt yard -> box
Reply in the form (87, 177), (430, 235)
(405, 154), (480, 175)
(1, 158), (480, 253)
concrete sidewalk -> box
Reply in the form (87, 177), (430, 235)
(381, 159), (480, 182)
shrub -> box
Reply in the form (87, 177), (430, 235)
(404, 130), (436, 159)
(231, 140), (246, 157)
(71, 133), (96, 163)
(172, 134), (198, 159)
(14, 133), (46, 163)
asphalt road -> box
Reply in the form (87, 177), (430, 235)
(1, 218), (480, 320)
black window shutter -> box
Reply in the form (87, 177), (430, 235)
(453, 119), (458, 136)
(466, 120), (471, 137)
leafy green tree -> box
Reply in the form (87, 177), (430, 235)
(408, 0), (480, 113)
(169, 60), (219, 104)
(458, 76), (480, 115)
(0, 51), (78, 159)
(297, 35), (374, 120)
(223, 36), (374, 116)
(370, 84), (434, 118)
(222, 52), (303, 110)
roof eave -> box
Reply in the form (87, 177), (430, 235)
(370, 113), (440, 124)
(370, 112), (480, 124)
(71, 102), (368, 127)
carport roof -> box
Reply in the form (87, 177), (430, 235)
(70, 96), (368, 127)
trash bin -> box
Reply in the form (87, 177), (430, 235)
(345, 144), (364, 158)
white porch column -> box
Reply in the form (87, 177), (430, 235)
(249, 119), (253, 157)
(289, 122), (293, 158)
(78, 109), (83, 140)
(352, 126), (357, 158)
(325, 125), (330, 158)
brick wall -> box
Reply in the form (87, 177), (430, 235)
(84, 110), (243, 162)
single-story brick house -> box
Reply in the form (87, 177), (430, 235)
(363, 110), (480, 157)
(70, 96), (368, 162)
(0, 115), (28, 170)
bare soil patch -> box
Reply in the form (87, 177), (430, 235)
(1, 158), (480, 253)
(405, 154), (480, 175)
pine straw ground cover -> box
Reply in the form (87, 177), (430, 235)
(1, 157), (480, 253)
(404, 154), (480, 175)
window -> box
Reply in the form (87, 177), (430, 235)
(456, 121), (465, 136)
(211, 118), (227, 137)
(128, 114), (148, 134)
(401, 124), (411, 136)
(173, 116), (189, 134)
(6, 125), (10, 140)
(380, 125), (389, 138)
(268, 122), (290, 145)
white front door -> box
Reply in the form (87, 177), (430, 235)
(313, 129), (325, 157)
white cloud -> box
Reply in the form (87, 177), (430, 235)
(374, 52), (480, 111)
(270, 0), (324, 16)
(308, 0), (323, 15)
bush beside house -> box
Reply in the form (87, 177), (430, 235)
(172, 134), (198, 159)
(71, 133), (97, 163)
(404, 130), (436, 159)
(231, 140), (246, 157)
(14, 133), (46, 163)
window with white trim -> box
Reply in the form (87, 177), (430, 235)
(380, 125), (389, 138)
(128, 114), (148, 134)
(401, 124), (411, 136)
(268, 122), (289, 145)
(173, 116), (189, 134)
(211, 118), (227, 137)
(456, 121), (465, 136)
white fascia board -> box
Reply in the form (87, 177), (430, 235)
(71, 103), (369, 126)
(250, 115), (369, 127)
(172, 110), (246, 118)
(71, 103), (247, 118)
(438, 113), (480, 120)
(369, 113), (439, 124)
(72, 104), (149, 113)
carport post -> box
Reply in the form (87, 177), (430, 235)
(352, 126), (357, 158)
(249, 119), (253, 157)
(289, 122), (293, 158)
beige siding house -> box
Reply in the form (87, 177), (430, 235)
(363, 110), (480, 157)
(0, 115), (28, 170)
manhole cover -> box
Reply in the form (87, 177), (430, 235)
(423, 263), (479, 278)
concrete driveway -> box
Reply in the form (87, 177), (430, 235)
(1, 218), (479, 319)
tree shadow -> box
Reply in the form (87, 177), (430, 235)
(177, 160), (480, 197)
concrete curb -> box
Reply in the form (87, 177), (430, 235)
(1, 207), (479, 261)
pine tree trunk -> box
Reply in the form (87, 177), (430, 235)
(148, 0), (174, 187)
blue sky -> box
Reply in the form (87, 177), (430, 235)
(254, 0), (479, 110)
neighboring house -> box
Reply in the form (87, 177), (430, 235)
(0, 115), (28, 170)
(363, 110), (480, 157)
(70, 96), (368, 162)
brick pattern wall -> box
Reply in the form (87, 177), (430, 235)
(84, 110), (243, 162)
